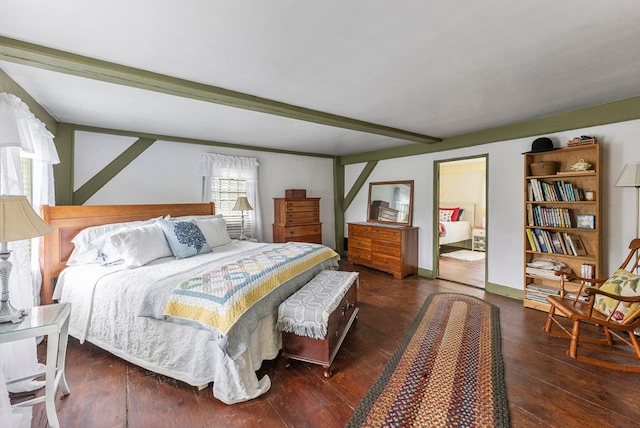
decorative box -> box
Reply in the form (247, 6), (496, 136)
(285, 189), (307, 198)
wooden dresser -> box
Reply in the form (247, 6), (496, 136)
(348, 222), (418, 278)
(273, 197), (322, 244)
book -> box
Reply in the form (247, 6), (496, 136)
(550, 233), (564, 254)
(562, 232), (575, 256)
(568, 233), (587, 256)
(526, 228), (538, 251)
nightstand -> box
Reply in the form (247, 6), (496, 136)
(472, 228), (486, 251)
(0, 303), (71, 428)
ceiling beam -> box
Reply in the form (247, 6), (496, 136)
(0, 36), (442, 145)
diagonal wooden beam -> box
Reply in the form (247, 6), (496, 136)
(73, 138), (155, 204)
(0, 36), (442, 145)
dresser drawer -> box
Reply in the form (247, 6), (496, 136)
(283, 199), (319, 212)
(372, 228), (402, 243)
(349, 224), (371, 238)
(284, 234), (321, 244)
(349, 236), (371, 250)
(372, 241), (401, 257)
(283, 210), (320, 225)
(372, 253), (402, 272)
(282, 224), (322, 239)
(348, 247), (371, 264)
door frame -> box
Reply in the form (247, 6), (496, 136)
(433, 154), (488, 285)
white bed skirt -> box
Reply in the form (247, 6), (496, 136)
(76, 311), (280, 404)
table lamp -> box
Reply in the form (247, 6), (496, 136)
(232, 196), (253, 241)
(0, 195), (54, 323)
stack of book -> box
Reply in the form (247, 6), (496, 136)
(526, 229), (587, 256)
(581, 263), (595, 285)
(528, 178), (585, 202)
(525, 283), (561, 303)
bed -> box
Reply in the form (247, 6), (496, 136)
(39, 203), (340, 404)
(438, 202), (475, 246)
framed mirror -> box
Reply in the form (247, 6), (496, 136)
(367, 180), (414, 226)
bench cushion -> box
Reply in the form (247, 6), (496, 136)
(277, 270), (358, 339)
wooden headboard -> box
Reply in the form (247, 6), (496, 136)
(39, 202), (215, 304)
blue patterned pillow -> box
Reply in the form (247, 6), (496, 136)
(158, 219), (211, 259)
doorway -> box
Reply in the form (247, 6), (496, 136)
(435, 156), (487, 288)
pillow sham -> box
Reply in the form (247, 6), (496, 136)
(158, 219), (211, 259)
(194, 217), (232, 247)
(439, 207), (460, 222)
(67, 219), (150, 265)
(108, 223), (173, 267)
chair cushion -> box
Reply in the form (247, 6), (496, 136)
(594, 268), (640, 323)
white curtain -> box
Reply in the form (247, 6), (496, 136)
(0, 93), (59, 427)
(198, 153), (262, 241)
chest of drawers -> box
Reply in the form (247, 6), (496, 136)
(273, 197), (322, 244)
(348, 222), (418, 278)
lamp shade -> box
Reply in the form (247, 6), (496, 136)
(615, 162), (640, 187)
(232, 196), (253, 211)
(0, 195), (54, 243)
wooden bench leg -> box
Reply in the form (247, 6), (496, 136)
(323, 365), (332, 378)
(284, 357), (291, 369)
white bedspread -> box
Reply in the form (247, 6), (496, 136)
(54, 240), (339, 404)
(439, 221), (472, 245)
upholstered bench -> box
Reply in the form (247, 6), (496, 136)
(277, 270), (359, 378)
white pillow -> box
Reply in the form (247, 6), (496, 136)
(108, 223), (172, 267)
(67, 220), (147, 265)
(194, 217), (232, 247)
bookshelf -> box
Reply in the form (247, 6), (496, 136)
(523, 143), (601, 311)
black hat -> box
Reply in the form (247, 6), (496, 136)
(522, 137), (558, 154)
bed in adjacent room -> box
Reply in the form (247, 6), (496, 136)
(438, 202), (475, 246)
(40, 203), (339, 404)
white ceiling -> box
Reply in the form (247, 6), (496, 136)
(1, 1), (639, 156)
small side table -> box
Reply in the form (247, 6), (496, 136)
(472, 227), (486, 251)
(0, 303), (71, 428)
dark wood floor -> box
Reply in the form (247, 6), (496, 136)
(438, 249), (485, 288)
(20, 260), (640, 428)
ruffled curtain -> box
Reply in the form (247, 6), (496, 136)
(0, 93), (59, 427)
(198, 153), (262, 241)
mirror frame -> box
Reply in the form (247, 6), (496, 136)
(366, 180), (414, 226)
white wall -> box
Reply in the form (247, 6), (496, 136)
(345, 119), (640, 291)
(74, 132), (336, 247)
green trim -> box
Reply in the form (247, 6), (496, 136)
(0, 68), (57, 133)
(74, 124), (334, 159)
(0, 36), (441, 145)
(54, 123), (74, 205)
(73, 138), (156, 205)
(344, 161), (378, 211)
(417, 267), (434, 278)
(340, 96), (640, 165)
(333, 157), (346, 256)
(486, 282), (522, 301)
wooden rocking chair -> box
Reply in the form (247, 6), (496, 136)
(543, 238), (640, 372)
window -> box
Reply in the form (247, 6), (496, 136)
(199, 153), (261, 241)
(21, 157), (32, 202)
(210, 178), (251, 239)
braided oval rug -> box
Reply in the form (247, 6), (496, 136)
(346, 293), (510, 427)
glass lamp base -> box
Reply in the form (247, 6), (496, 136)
(0, 299), (26, 323)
